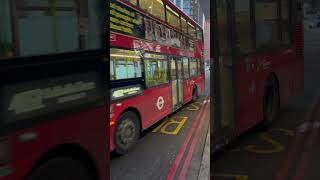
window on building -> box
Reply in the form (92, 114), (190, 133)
(140, 0), (165, 21)
(0, 0), (103, 59)
(190, 58), (197, 77)
(110, 48), (142, 80)
(183, 57), (190, 79)
(188, 22), (196, 38)
(181, 17), (188, 33)
(144, 54), (169, 87)
(166, 6), (181, 30)
(281, 0), (291, 45)
(235, 0), (254, 54)
(255, 0), (280, 50)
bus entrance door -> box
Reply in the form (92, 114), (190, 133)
(171, 57), (184, 111)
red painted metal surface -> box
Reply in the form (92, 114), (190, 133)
(235, 13), (304, 133)
(2, 107), (109, 180)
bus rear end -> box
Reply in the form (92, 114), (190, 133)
(0, 0), (108, 179)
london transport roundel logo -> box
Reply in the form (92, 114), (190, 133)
(156, 96), (164, 110)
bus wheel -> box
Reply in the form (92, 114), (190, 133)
(27, 158), (92, 180)
(263, 76), (279, 127)
(114, 111), (140, 155)
(192, 87), (199, 102)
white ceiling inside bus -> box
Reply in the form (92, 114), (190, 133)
(199, 0), (210, 18)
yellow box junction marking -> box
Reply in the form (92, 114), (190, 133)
(270, 128), (294, 136)
(245, 132), (284, 154)
(152, 116), (188, 135)
(186, 102), (202, 111)
(214, 173), (248, 180)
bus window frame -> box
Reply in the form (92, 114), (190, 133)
(143, 52), (170, 89)
(1, 0), (105, 59)
(183, 56), (190, 80)
(165, 4), (182, 31)
(110, 48), (143, 81)
(234, 0), (294, 58)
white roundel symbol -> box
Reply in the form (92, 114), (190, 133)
(156, 96), (164, 110)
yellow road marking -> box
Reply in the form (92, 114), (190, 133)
(153, 116), (188, 135)
(187, 102), (202, 111)
(270, 128), (295, 136)
(245, 132), (284, 154)
(214, 173), (249, 180)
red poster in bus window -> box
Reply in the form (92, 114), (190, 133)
(144, 17), (155, 41)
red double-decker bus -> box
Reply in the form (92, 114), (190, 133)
(212, 0), (304, 153)
(110, 0), (205, 154)
(0, 1), (109, 180)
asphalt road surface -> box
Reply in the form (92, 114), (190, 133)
(211, 30), (320, 179)
(110, 69), (210, 180)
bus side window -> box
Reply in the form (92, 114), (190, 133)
(0, 0), (13, 59)
(281, 0), (291, 45)
(234, 0), (253, 55)
(190, 58), (197, 77)
(145, 59), (169, 87)
(183, 57), (190, 79)
(255, 0), (280, 50)
(1, 0), (103, 58)
(140, 0), (165, 21)
(110, 48), (142, 80)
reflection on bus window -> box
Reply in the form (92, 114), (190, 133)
(110, 48), (142, 80)
(181, 17), (188, 33)
(255, 0), (280, 49)
(0, 0), (103, 59)
(281, 0), (291, 45)
(235, 0), (253, 54)
(166, 6), (181, 30)
(197, 59), (201, 75)
(140, 0), (165, 21)
(145, 59), (168, 87)
(197, 28), (203, 41)
(190, 58), (197, 77)
(183, 57), (189, 79)
(187, 22), (196, 38)
(0, 0), (13, 58)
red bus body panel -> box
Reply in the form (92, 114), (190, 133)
(3, 107), (108, 180)
(235, 16), (304, 132)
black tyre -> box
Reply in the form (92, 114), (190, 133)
(114, 111), (140, 155)
(27, 158), (92, 180)
(192, 87), (199, 102)
(262, 76), (280, 127)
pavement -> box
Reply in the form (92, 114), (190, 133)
(110, 69), (211, 180)
(211, 29), (320, 179)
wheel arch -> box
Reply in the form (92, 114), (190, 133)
(118, 107), (142, 132)
(27, 143), (99, 180)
